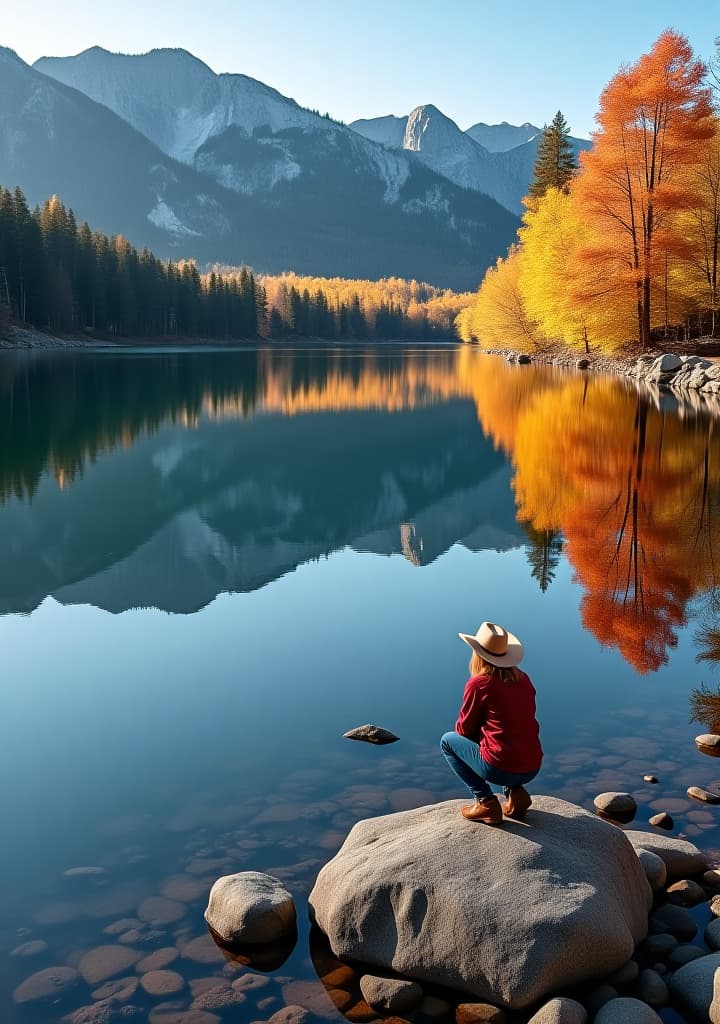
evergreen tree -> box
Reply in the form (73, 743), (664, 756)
(528, 111), (577, 200)
(523, 523), (564, 592)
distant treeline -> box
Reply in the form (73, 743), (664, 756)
(0, 187), (260, 338)
(0, 186), (472, 341)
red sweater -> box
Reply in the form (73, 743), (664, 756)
(455, 671), (543, 773)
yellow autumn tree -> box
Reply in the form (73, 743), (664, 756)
(455, 247), (542, 352)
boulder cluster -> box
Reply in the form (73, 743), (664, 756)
(627, 352), (720, 394)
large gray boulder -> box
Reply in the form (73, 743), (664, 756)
(204, 871), (296, 945)
(308, 797), (652, 1009)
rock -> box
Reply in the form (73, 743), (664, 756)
(204, 872), (296, 945)
(648, 812), (674, 830)
(309, 797), (651, 1008)
(669, 951), (720, 1021)
(149, 1010), (221, 1024)
(643, 775), (659, 784)
(593, 792), (637, 821)
(457, 1003), (508, 1024)
(137, 948), (179, 972)
(62, 1004), (115, 1024)
(191, 986), (245, 1010)
(706, 869), (720, 890)
(526, 997), (586, 1024)
(63, 866), (106, 878)
(688, 785), (720, 804)
(91, 977), (139, 1001)
(594, 997), (662, 1023)
(648, 353), (682, 377)
(623, 831), (708, 878)
(637, 969), (669, 1008)
(607, 960), (639, 987)
(668, 944), (706, 967)
(267, 1009), (309, 1024)
(343, 725), (399, 745)
(636, 850), (666, 892)
(141, 970), (185, 996)
(104, 918), (142, 936)
(13, 965), (79, 1003)
(359, 975), (423, 1013)
(232, 973), (270, 992)
(78, 945), (142, 985)
(138, 897), (187, 925)
(696, 734), (720, 756)
(649, 905), (697, 941)
(576, 359), (590, 370)
(712, 895), (720, 917)
(643, 933), (677, 956)
(707, 918), (720, 949)
(10, 939), (49, 957)
(160, 876), (212, 902)
(666, 879), (707, 906)
(517, 354), (532, 364)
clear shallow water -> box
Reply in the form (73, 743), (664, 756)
(1, 345), (720, 1023)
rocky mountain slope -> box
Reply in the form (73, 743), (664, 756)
(16, 47), (519, 288)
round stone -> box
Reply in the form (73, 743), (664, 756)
(593, 792), (637, 821)
(696, 734), (720, 756)
(13, 966), (79, 1003)
(78, 945), (142, 985)
(205, 872), (296, 945)
(359, 975), (423, 1013)
(706, 918), (720, 949)
(10, 940), (48, 958)
(687, 786), (720, 804)
(140, 970), (185, 996)
(137, 948), (179, 973)
(668, 944), (706, 967)
(637, 850), (666, 892)
(607, 960), (639, 987)
(457, 1003), (508, 1023)
(594, 997), (662, 1023)
(649, 905), (697, 941)
(637, 969), (669, 1009)
(666, 879), (707, 906)
(643, 776), (659, 784)
(137, 897), (187, 926)
(705, 869), (720, 890)
(643, 933), (677, 956)
(648, 812), (674, 830)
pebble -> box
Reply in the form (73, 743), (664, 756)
(668, 944), (706, 967)
(649, 812), (674, 830)
(643, 775), (659, 784)
(343, 724), (399, 745)
(666, 879), (707, 906)
(607, 960), (639, 987)
(525, 997), (586, 1023)
(456, 1003), (507, 1023)
(78, 945), (142, 985)
(643, 933), (677, 956)
(706, 918), (720, 949)
(688, 786), (720, 804)
(711, 895), (720, 917)
(9, 940), (48, 958)
(593, 792), (637, 820)
(12, 966), (79, 1003)
(137, 948), (180, 972)
(637, 850), (666, 892)
(138, 897), (187, 926)
(140, 970), (185, 996)
(706, 870), (720, 890)
(696, 734), (720, 756)
(91, 976), (140, 1001)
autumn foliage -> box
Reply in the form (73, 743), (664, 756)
(459, 30), (720, 352)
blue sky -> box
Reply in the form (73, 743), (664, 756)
(4, 1), (718, 137)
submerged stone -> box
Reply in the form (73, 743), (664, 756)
(13, 965), (79, 1004)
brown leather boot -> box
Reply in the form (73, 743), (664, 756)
(461, 795), (503, 824)
(502, 786), (532, 820)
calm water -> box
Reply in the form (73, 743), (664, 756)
(2, 345), (720, 1023)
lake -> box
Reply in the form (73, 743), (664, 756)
(2, 344), (719, 1023)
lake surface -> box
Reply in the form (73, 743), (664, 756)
(2, 344), (720, 1023)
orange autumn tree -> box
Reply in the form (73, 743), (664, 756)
(574, 30), (715, 349)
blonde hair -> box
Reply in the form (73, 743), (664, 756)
(469, 652), (521, 683)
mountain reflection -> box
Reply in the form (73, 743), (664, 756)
(0, 347), (718, 674)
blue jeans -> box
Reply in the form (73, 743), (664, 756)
(440, 731), (539, 800)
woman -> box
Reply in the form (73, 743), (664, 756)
(440, 621), (542, 825)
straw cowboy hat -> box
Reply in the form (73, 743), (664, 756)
(458, 621), (524, 667)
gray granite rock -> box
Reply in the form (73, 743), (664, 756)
(594, 792), (637, 820)
(594, 998), (662, 1023)
(358, 975), (423, 1013)
(648, 812), (674, 830)
(204, 872), (296, 945)
(526, 997), (586, 1024)
(696, 734), (720, 756)
(309, 796), (651, 1008)
(637, 850), (666, 892)
(623, 831), (708, 879)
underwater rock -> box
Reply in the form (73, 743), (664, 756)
(13, 965), (79, 1004)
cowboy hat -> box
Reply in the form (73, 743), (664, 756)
(458, 621), (524, 667)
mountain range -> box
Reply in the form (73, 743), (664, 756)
(0, 45), (590, 289)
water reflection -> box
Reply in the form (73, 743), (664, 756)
(0, 346), (719, 673)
